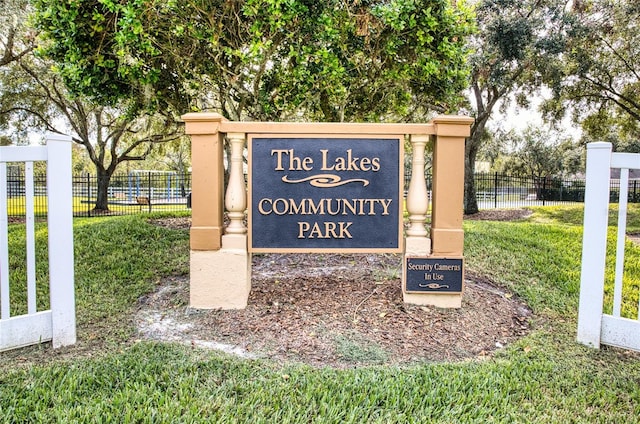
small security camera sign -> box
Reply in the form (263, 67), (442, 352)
(404, 256), (464, 294)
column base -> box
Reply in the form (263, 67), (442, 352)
(402, 292), (462, 308)
(405, 236), (431, 256)
(190, 240), (250, 310)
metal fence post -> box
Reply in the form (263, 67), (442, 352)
(148, 171), (152, 212)
(128, 172), (133, 203)
(493, 172), (498, 209)
(86, 173), (91, 217)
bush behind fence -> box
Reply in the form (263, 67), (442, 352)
(4, 171), (640, 218)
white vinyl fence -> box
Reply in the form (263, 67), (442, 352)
(0, 135), (76, 352)
(577, 142), (640, 352)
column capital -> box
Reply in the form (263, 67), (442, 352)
(410, 134), (430, 143)
(182, 113), (228, 135)
(432, 115), (474, 138)
(225, 132), (246, 140)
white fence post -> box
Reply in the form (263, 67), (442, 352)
(46, 134), (76, 348)
(577, 142), (612, 348)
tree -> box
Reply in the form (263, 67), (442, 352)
(32, 0), (475, 122)
(463, 0), (568, 214)
(541, 1), (640, 152)
(495, 125), (582, 200)
(0, 135), (12, 146)
(497, 125), (582, 179)
(1, 0), (36, 143)
(71, 142), (94, 175)
(0, 0), (33, 68)
(139, 138), (191, 175)
(0, 54), (182, 211)
(580, 110), (640, 153)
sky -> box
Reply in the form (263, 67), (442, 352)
(487, 91), (582, 140)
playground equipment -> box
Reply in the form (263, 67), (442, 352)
(125, 170), (186, 203)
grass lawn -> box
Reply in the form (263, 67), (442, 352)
(1, 207), (639, 422)
(4, 196), (189, 217)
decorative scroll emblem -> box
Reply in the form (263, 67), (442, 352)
(282, 174), (370, 188)
(419, 283), (450, 289)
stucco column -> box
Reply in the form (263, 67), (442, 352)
(183, 114), (250, 310)
(430, 116), (473, 256)
(182, 112), (226, 250)
(403, 115), (472, 309)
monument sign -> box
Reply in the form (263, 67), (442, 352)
(183, 113), (473, 310)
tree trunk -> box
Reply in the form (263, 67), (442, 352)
(464, 137), (480, 215)
(94, 168), (112, 212)
(464, 110), (491, 215)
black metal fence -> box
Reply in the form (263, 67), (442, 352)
(4, 171), (191, 218)
(473, 172), (584, 209)
(4, 170), (640, 218)
(473, 172), (640, 209)
(73, 172), (192, 217)
(5, 172), (49, 218)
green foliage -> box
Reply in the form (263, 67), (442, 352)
(0, 0), (36, 142)
(0, 0), (33, 69)
(32, 0), (475, 121)
(492, 125), (583, 177)
(464, 0), (569, 214)
(540, 1), (640, 144)
(581, 110), (640, 153)
(470, 0), (567, 107)
(0, 50), (183, 210)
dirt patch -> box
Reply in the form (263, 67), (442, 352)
(148, 217), (191, 230)
(464, 208), (532, 221)
(135, 258), (531, 368)
(138, 210), (534, 368)
(628, 234), (640, 245)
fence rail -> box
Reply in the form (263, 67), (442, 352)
(577, 142), (640, 352)
(2, 170), (640, 218)
(73, 172), (192, 217)
(1, 135), (76, 352)
(3, 171), (192, 218)
(473, 172), (640, 209)
(474, 172), (586, 209)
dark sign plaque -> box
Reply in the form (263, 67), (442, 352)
(248, 135), (403, 253)
(405, 257), (464, 294)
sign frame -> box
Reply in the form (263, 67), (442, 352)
(248, 133), (404, 253)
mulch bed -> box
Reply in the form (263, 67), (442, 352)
(138, 209), (534, 368)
